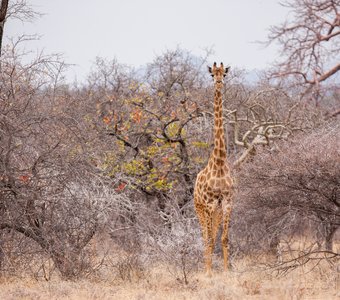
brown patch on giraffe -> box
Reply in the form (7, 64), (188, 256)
(223, 190), (230, 197)
(215, 129), (222, 138)
(207, 196), (214, 203)
(216, 158), (224, 166)
(219, 149), (226, 158)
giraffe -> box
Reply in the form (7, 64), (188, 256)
(194, 62), (233, 276)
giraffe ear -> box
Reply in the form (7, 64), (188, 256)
(208, 66), (212, 73)
(225, 66), (230, 73)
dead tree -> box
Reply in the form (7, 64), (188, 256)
(0, 39), (109, 279)
(224, 87), (321, 168)
(265, 0), (340, 104)
(236, 122), (340, 255)
(0, 0), (41, 57)
(0, 0), (8, 56)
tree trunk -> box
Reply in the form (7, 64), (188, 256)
(51, 250), (82, 280)
(325, 225), (337, 252)
(0, 0), (9, 57)
(0, 235), (4, 270)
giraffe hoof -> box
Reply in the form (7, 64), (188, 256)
(223, 264), (233, 273)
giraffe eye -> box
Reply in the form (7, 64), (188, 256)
(211, 74), (214, 77)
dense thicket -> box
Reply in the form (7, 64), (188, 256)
(233, 123), (340, 255)
(0, 42), (338, 279)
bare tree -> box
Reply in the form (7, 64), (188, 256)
(0, 0), (8, 56)
(234, 121), (340, 258)
(0, 40), (112, 279)
(265, 0), (340, 104)
(219, 84), (323, 168)
(0, 0), (41, 56)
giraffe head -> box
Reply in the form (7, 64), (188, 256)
(208, 62), (230, 89)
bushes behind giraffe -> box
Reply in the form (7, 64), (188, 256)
(0, 45), (338, 280)
(232, 122), (339, 259)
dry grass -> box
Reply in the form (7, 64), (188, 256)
(0, 236), (338, 299)
(0, 257), (338, 300)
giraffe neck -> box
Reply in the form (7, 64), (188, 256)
(212, 86), (227, 161)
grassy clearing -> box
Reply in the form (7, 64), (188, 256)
(0, 257), (338, 300)
(1, 237), (338, 299)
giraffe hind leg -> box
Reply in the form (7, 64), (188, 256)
(221, 206), (232, 271)
(211, 207), (222, 252)
(204, 207), (223, 276)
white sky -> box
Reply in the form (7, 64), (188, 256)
(6, 0), (289, 81)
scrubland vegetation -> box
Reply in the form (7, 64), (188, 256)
(0, 0), (339, 299)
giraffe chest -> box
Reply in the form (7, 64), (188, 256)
(196, 168), (233, 194)
(194, 168), (233, 213)
(207, 176), (232, 193)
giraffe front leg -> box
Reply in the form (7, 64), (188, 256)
(204, 216), (214, 277)
(195, 202), (213, 276)
(221, 205), (232, 272)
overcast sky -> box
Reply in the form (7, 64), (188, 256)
(6, 0), (289, 81)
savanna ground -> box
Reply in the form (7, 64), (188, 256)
(0, 259), (338, 300)
(0, 237), (339, 300)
